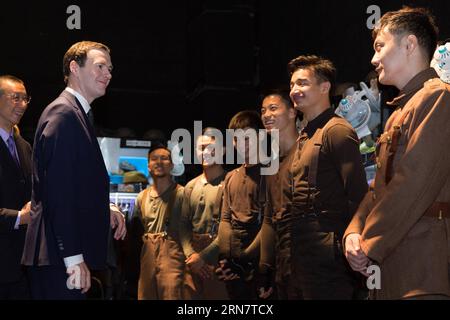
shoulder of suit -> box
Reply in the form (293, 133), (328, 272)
(16, 135), (32, 150)
(42, 97), (78, 120)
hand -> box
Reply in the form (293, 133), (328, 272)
(345, 233), (370, 276)
(66, 262), (91, 294)
(215, 259), (240, 281)
(186, 253), (211, 279)
(110, 204), (126, 240)
(258, 286), (274, 299)
(257, 265), (275, 299)
(19, 201), (31, 225)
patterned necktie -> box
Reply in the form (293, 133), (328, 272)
(6, 136), (19, 165)
(87, 109), (94, 126)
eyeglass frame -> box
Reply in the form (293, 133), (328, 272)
(1, 92), (31, 105)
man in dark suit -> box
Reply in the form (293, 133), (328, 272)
(22, 41), (126, 299)
(0, 75), (32, 299)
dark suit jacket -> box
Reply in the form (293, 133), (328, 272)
(0, 130), (32, 284)
(22, 90), (110, 270)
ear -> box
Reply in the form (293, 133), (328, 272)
(320, 81), (331, 95)
(69, 60), (79, 76)
(405, 34), (418, 55)
(288, 107), (297, 120)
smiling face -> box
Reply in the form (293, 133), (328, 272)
(0, 79), (29, 132)
(289, 68), (330, 114)
(196, 135), (222, 167)
(148, 148), (173, 178)
(68, 48), (113, 103)
(232, 127), (259, 165)
(260, 94), (296, 134)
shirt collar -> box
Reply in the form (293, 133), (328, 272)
(303, 107), (335, 137)
(388, 68), (439, 108)
(199, 170), (226, 186)
(0, 127), (13, 144)
(65, 87), (91, 115)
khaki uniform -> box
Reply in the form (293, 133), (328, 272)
(179, 173), (228, 299)
(345, 68), (450, 299)
(133, 183), (188, 300)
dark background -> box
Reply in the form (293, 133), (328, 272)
(1, 0), (450, 144)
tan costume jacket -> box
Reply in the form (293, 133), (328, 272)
(344, 68), (450, 299)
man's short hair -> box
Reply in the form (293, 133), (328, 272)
(287, 55), (336, 100)
(0, 75), (25, 96)
(260, 89), (294, 109)
(228, 110), (264, 130)
(148, 142), (171, 160)
(63, 41), (110, 84)
(373, 6), (438, 63)
(202, 127), (220, 137)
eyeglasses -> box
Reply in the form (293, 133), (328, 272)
(3, 93), (31, 105)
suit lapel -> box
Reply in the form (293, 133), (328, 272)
(0, 137), (22, 174)
(14, 133), (31, 178)
(59, 91), (108, 175)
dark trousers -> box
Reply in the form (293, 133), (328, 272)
(0, 275), (30, 300)
(288, 217), (357, 300)
(28, 265), (85, 300)
(224, 223), (259, 300)
(225, 277), (257, 300)
(274, 217), (292, 299)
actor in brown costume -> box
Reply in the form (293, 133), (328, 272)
(217, 110), (266, 300)
(344, 7), (450, 300)
(277, 55), (368, 299)
(258, 90), (298, 299)
(132, 144), (186, 300)
(180, 128), (228, 299)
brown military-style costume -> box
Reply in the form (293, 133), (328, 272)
(264, 108), (367, 299)
(179, 172), (228, 299)
(218, 164), (265, 300)
(132, 183), (187, 300)
(260, 143), (297, 299)
(344, 68), (450, 299)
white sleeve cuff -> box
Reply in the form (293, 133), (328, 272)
(14, 211), (21, 230)
(63, 254), (84, 268)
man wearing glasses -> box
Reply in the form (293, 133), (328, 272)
(0, 75), (32, 299)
